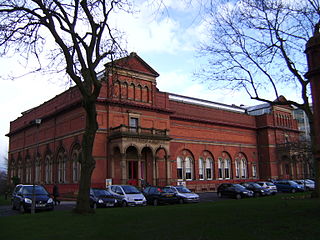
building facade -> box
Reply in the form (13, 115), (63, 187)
(6, 53), (306, 195)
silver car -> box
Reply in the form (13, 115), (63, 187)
(256, 181), (278, 195)
(165, 186), (200, 203)
(108, 185), (147, 207)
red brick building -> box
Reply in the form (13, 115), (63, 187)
(6, 53), (307, 194)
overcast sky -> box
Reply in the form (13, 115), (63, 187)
(0, 1), (299, 170)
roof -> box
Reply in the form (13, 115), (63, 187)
(105, 52), (159, 77)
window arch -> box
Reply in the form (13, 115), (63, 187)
(199, 157), (204, 180)
(71, 145), (81, 183)
(35, 154), (41, 184)
(241, 158), (247, 178)
(57, 150), (67, 183)
(185, 157), (193, 180)
(25, 157), (32, 184)
(218, 153), (231, 179)
(205, 158), (213, 180)
(176, 155), (194, 180)
(45, 154), (53, 184)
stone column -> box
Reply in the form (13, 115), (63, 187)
(305, 32), (320, 196)
(120, 153), (127, 185)
(152, 156), (157, 186)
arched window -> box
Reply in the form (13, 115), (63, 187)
(218, 156), (231, 179)
(218, 158), (224, 179)
(241, 158), (247, 178)
(25, 158), (32, 184)
(35, 155), (41, 183)
(224, 159), (231, 179)
(199, 157), (204, 180)
(205, 158), (213, 180)
(57, 151), (67, 183)
(177, 156), (193, 180)
(235, 159), (240, 178)
(177, 157), (183, 180)
(45, 155), (53, 184)
(185, 157), (193, 180)
(71, 147), (81, 183)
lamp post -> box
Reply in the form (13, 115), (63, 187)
(31, 118), (42, 214)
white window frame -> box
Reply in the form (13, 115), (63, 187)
(205, 158), (213, 180)
(199, 157), (204, 180)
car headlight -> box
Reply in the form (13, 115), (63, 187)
(261, 190), (264, 193)
(114, 199), (118, 203)
(47, 198), (53, 204)
(98, 199), (104, 204)
(24, 198), (32, 204)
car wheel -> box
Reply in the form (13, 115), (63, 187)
(179, 198), (184, 204)
(19, 204), (25, 214)
(218, 192), (222, 198)
(153, 199), (158, 206)
(291, 189), (296, 193)
(235, 194), (241, 200)
(121, 201), (128, 207)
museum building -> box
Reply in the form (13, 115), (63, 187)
(6, 52), (306, 194)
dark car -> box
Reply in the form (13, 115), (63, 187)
(90, 188), (119, 208)
(11, 184), (54, 213)
(217, 183), (254, 199)
(240, 182), (270, 197)
(143, 186), (179, 206)
(273, 180), (305, 193)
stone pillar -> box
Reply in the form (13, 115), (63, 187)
(305, 32), (320, 196)
(120, 153), (127, 185)
(152, 156), (157, 186)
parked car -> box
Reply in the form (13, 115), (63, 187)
(256, 181), (278, 195)
(217, 183), (254, 199)
(240, 182), (270, 197)
(11, 184), (54, 213)
(293, 180), (315, 191)
(165, 186), (200, 203)
(108, 185), (147, 207)
(273, 180), (305, 193)
(143, 186), (180, 206)
(89, 188), (119, 208)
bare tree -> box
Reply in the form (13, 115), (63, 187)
(0, 0), (131, 213)
(198, 0), (320, 196)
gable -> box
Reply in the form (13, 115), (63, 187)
(106, 52), (159, 77)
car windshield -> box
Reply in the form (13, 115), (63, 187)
(93, 189), (111, 197)
(266, 182), (275, 186)
(175, 186), (192, 193)
(21, 186), (48, 195)
(233, 184), (246, 190)
(122, 186), (141, 194)
(288, 181), (299, 186)
(251, 183), (262, 188)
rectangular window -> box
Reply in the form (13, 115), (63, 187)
(252, 165), (257, 178)
(129, 117), (139, 132)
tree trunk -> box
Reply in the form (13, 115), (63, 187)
(74, 97), (98, 214)
(309, 117), (320, 198)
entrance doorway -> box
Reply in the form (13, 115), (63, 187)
(128, 161), (138, 185)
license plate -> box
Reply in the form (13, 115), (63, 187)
(36, 204), (46, 207)
(106, 203), (114, 207)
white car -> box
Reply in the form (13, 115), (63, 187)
(165, 186), (200, 203)
(294, 179), (315, 191)
(256, 181), (278, 195)
(108, 185), (147, 207)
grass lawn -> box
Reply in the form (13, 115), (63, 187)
(0, 194), (319, 240)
